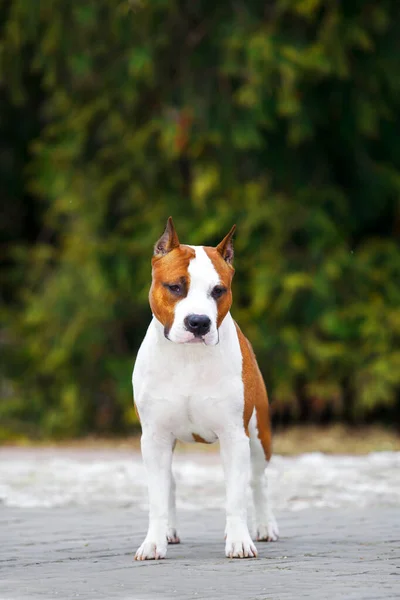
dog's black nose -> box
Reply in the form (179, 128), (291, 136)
(184, 314), (211, 336)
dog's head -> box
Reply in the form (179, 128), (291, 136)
(149, 217), (236, 346)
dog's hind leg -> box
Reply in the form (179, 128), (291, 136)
(249, 413), (279, 542)
(167, 440), (180, 544)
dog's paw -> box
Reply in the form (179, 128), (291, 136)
(256, 516), (279, 542)
(134, 538), (168, 561)
(167, 528), (180, 544)
(225, 534), (258, 559)
(225, 522), (258, 559)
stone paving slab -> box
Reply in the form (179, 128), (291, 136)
(1, 507), (399, 600)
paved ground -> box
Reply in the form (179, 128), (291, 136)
(1, 506), (399, 600)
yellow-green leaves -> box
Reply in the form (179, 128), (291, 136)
(2, 0), (400, 436)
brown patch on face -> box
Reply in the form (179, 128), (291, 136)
(149, 245), (195, 335)
(203, 247), (234, 327)
(192, 433), (212, 444)
(234, 322), (272, 461)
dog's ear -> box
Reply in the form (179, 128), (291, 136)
(216, 224), (236, 264)
(154, 217), (180, 257)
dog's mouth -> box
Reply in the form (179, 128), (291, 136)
(164, 327), (219, 346)
(164, 332), (205, 345)
(186, 337), (205, 344)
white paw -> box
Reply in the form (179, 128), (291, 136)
(256, 516), (279, 542)
(225, 523), (258, 559)
(134, 537), (168, 561)
(225, 535), (258, 558)
(167, 528), (180, 544)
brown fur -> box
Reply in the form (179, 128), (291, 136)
(149, 245), (195, 334)
(192, 433), (212, 444)
(134, 404), (141, 422)
(203, 247), (235, 327)
(154, 217), (180, 257)
(234, 322), (272, 461)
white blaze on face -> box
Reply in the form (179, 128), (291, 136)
(168, 246), (221, 345)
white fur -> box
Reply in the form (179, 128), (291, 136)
(249, 413), (279, 542)
(133, 246), (277, 560)
(167, 246), (220, 346)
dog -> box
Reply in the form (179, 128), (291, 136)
(133, 218), (279, 560)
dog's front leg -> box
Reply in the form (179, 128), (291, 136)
(219, 430), (258, 558)
(135, 430), (174, 560)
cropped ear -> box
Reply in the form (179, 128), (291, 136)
(154, 217), (180, 257)
(216, 224), (236, 264)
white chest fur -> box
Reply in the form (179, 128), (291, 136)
(132, 312), (244, 442)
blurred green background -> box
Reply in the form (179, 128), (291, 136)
(1, 0), (400, 440)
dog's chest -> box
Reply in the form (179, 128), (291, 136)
(133, 316), (244, 442)
(170, 394), (219, 443)
(139, 356), (243, 442)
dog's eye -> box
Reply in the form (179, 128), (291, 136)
(211, 285), (226, 299)
(166, 284), (182, 295)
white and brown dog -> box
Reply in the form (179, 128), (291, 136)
(133, 218), (278, 560)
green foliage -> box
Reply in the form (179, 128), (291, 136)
(1, 0), (400, 436)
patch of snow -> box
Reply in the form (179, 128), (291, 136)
(0, 448), (399, 511)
